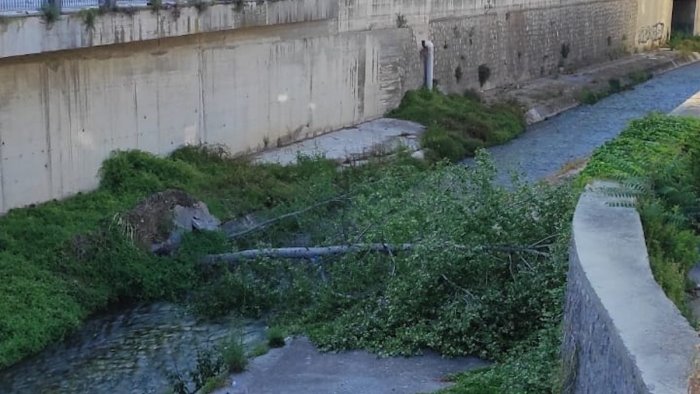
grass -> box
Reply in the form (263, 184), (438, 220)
(200, 373), (228, 394)
(442, 326), (562, 394)
(388, 89), (525, 162)
(267, 326), (285, 348)
(221, 334), (247, 373)
(577, 72), (652, 105)
(669, 33), (700, 54)
(248, 342), (269, 357)
(78, 8), (99, 30)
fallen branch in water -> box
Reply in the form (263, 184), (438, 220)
(201, 243), (413, 266)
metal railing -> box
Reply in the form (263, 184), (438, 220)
(0, 0), (44, 13)
(0, 0), (151, 13)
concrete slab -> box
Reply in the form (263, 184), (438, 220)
(254, 119), (425, 166)
(671, 91), (700, 117)
(213, 337), (488, 394)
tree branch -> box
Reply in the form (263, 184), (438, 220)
(225, 195), (348, 239)
(201, 243), (413, 266)
(200, 241), (551, 268)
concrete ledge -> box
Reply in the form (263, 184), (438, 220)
(0, 0), (338, 59)
(563, 182), (700, 393)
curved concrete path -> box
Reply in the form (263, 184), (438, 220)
(214, 337), (488, 394)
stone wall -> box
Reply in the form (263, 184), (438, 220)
(563, 182), (699, 393)
(0, 0), (671, 212)
(430, 0), (638, 92)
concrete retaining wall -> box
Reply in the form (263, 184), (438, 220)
(0, 0), (672, 212)
(563, 182), (699, 393)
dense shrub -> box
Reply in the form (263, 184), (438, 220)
(388, 89), (525, 162)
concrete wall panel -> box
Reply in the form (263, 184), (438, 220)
(0, 0), (677, 212)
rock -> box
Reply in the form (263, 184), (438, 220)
(151, 231), (184, 256)
(124, 189), (221, 256)
(173, 202), (221, 232)
(688, 263), (700, 289)
(525, 107), (544, 124)
(411, 150), (425, 160)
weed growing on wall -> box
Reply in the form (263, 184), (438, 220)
(78, 8), (99, 31)
(40, 3), (60, 25)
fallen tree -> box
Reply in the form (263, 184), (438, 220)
(200, 242), (552, 267)
(200, 243), (414, 266)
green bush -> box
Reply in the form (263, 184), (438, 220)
(267, 327), (286, 348)
(248, 342), (269, 357)
(221, 334), (247, 373)
(578, 88), (604, 105)
(389, 89), (524, 162)
(628, 70), (653, 85)
(444, 326), (562, 394)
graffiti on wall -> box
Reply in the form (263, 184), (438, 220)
(638, 22), (665, 43)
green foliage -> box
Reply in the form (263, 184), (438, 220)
(199, 374), (227, 394)
(578, 73), (652, 105)
(40, 3), (60, 24)
(389, 89), (525, 162)
(196, 153), (574, 363)
(608, 78), (622, 93)
(2, 141), (571, 394)
(150, 0), (162, 11)
(443, 326), (562, 394)
(248, 342), (269, 357)
(579, 115), (700, 185)
(628, 70), (653, 85)
(78, 8), (99, 30)
(580, 114), (700, 314)
(669, 33), (700, 53)
(578, 88), (605, 105)
(0, 145), (359, 368)
(267, 326), (286, 348)
(190, 0), (210, 13)
(221, 334), (247, 373)
(170, 348), (224, 394)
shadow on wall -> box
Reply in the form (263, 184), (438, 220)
(673, 0), (698, 35)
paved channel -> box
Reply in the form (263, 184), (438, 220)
(473, 61), (700, 183)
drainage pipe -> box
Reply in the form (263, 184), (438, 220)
(421, 40), (434, 90)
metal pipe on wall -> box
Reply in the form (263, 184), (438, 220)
(421, 40), (434, 90)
